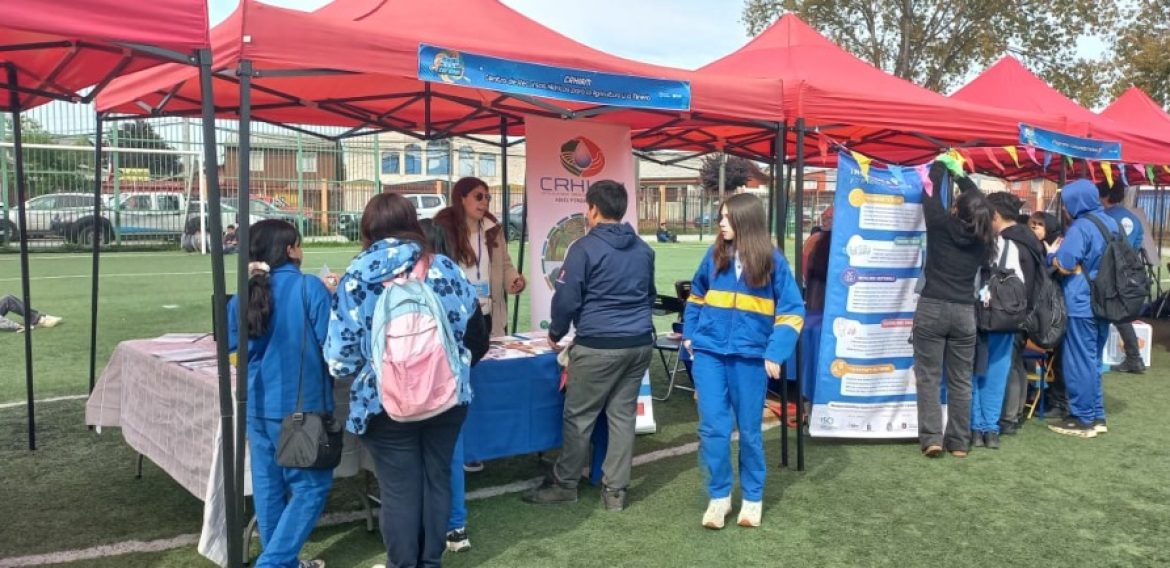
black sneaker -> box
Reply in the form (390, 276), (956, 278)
(522, 476), (578, 505)
(1048, 418), (1098, 438)
(999, 422), (1020, 436)
(1111, 356), (1146, 374)
(446, 528), (470, 552)
(1092, 419), (1108, 434)
(601, 486), (626, 512)
(971, 431), (985, 448)
(985, 432), (1001, 450)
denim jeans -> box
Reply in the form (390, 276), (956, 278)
(913, 297), (977, 451)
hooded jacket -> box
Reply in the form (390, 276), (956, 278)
(999, 223), (1046, 310)
(325, 238), (486, 435)
(1051, 179), (1119, 319)
(549, 222), (656, 349)
(922, 162), (989, 304)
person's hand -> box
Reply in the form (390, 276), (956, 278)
(321, 272), (341, 294)
(548, 337), (564, 353)
(1045, 237), (1063, 254)
(935, 152), (966, 178)
(508, 274), (527, 294)
(764, 359), (782, 379)
(683, 339), (693, 357)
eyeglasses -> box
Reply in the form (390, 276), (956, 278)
(472, 192), (491, 202)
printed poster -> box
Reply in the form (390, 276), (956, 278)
(810, 151), (928, 439)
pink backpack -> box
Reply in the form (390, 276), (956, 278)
(371, 257), (464, 422)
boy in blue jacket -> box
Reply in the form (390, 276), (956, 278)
(1049, 179), (1117, 438)
(1099, 180), (1147, 374)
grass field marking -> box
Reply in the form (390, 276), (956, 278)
(0, 394), (87, 410)
(0, 271), (214, 283)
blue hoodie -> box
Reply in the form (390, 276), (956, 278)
(1051, 179), (1119, 318)
(325, 238), (480, 435)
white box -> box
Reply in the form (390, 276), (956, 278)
(1102, 320), (1152, 367)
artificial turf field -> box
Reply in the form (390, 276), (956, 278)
(1, 242), (1168, 567)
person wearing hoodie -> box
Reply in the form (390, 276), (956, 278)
(685, 193), (804, 530)
(1048, 179), (1117, 439)
(1099, 180), (1147, 374)
(976, 193), (1045, 447)
(325, 194), (488, 568)
(522, 180), (655, 513)
(1028, 210), (1071, 418)
(914, 155), (996, 458)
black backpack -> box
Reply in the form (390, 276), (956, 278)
(1021, 247), (1067, 349)
(976, 242), (1029, 332)
(1084, 215), (1150, 323)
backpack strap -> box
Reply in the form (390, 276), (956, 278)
(1083, 213), (1116, 243)
(997, 239), (1011, 269)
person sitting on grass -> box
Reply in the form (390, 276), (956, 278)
(223, 224), (239, 254)
(656, 222), (678, 243)
(1, 294), (61, 333)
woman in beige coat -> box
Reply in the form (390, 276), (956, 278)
(433, 176), (526, 338)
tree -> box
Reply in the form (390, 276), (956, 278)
(1112, 0), (1170, 107)
(110, 120), (182, 178)
(700, 153), (754, 194)
(2, 116), (93, 199)
(741, 0), (1118, 102)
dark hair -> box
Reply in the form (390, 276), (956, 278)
(226, 224), (236, 230)
(441, 176), (492, 266)
(1030, 211), (1063, 245)
(246, 219), (301, 337)
(585, 180), (628, 220)
(360, 193), (430, 253)
(1097, 180), (1127, 205)
(419, 218), (454, 258)
(954, 190), (997, 262)
(986, 192), (1023, 223)
(714, 193), (774, 288)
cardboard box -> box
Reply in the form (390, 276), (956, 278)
(1102, 320), (1152, 368)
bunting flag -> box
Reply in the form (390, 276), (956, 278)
(956, 148), (976, 173)
(1119, 163), (1129, 187)
(1101, 162), (1113, 187)
(1088, 160), (1098, 183)
(888, 164), (907, 188)
(1145, 165), (1156, 183)
(916, 164), (933, 196)
(982, 147), (1006, 171)
(1065, 155), (1074, 171)
(851, 150), (872, 181)
(1003, 146), (1021, 168)
(1024, 145), (1040, 165)
(1164, 165), (1170, 177)
(818, 137), (830, 165)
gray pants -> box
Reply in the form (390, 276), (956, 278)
(1000, 333), (1029, 429)
(913, 298), (976, 451)
(1116, 321), (1141, 359)
(553, 344), (652, 490)
(0, 294), (39, 331)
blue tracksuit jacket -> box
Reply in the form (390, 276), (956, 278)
(683, 246), (805, 363)
(1050, 179), (1118, 318)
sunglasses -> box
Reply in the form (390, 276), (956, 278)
(472, 192), (492, 202)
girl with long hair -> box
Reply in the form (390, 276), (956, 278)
(432, 176), (525, 337)
(325, 194), (487, 568)
(226, 219), (335, 568)
(914, 156), (996, 458)
(682, 193), (804, 529)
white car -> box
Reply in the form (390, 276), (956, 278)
(404, 193), (447, 219)
(1, 193), (108, 242)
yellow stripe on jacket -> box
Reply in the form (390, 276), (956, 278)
(774, 315), (804, 332)
(703, 290), (774, 316)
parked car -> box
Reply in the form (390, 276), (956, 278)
(220, 197), (301, 226)
(62, 192), (190, 245)
(503, 203), (527, 241)
(2, 193), (108, 242)
(404, 193), (447, 219)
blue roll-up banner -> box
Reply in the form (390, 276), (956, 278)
(418, 44), (692, 111)
(1019, 123), (1121, 161)
(809, 151), (926, 439)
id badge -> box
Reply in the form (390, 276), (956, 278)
(474, 282), (491, 299)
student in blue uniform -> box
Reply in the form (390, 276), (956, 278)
(683, 193), (804, 530)
(227, 220), (336, 568)
(1049, 179), (1116, 438)
(1099, 180), (1147, 374)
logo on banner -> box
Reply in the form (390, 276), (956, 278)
(429, 50), (467, 84)
(559, 136), (605, 177)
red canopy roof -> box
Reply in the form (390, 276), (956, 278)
(635, 14), (1066, 163)
(953, 56), (1168, 168)
(0, 0), (210, 110)
(1101, 87), (1170, 184)
(99, 0), (783, 155)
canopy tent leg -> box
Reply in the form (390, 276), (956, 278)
(774, 122), (789, 468)
(793, 118), (807, 473)
(198, 48), (243, 568)
(503, 117), (524, 334)
(7, 63), (36, 451)
(233, 59), (254, 561)
(88, 112), (104, 393)
(1056, 157), (1067, 234)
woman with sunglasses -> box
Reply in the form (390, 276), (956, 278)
(433, 176), (526, 338)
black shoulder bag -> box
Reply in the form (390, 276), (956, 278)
(276, 276), (343, 470)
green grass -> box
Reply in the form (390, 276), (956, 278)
(2, 243), (1170, 567)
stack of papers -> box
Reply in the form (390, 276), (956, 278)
(153, 348), (217, 363)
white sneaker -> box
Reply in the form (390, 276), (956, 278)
(36, 315), (61, 328)
(737, 500), (762, 527)
(701, 497), (732, 530)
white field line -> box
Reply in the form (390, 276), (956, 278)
(0, 271), (212, 282)
(0, 421), (783, 566)
(0, 395), (88, 410)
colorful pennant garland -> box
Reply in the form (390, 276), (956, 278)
(982, 147), (1006, 171)
(851, 150), (873, 181)
(915, 164), (933, 197)
(1119, 163), (1129, 187)
(1024, 146), (1040, 166)
(1003, 146), (1021, 168)
(888, 164), (907, 188)
(1101, 162), (1113, 187)
(1087, 160), (1098, 183)
(1146, 165), (1156, 183)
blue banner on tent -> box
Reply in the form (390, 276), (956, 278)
(417, 44), (691, 111)
(808, 151), (926, 439)
(1019, 123), (1121, 161)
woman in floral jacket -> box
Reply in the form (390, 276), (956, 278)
(325, 193), (487, 568)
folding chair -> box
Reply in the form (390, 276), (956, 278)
(1023, 346), (1054, 420)
(651, 281), (694, 401)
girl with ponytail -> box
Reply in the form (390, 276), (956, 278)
(227, 219), (338, 568)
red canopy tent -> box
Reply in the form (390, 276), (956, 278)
(951, 56), (1169, 182)
(1101, 87), (1170, 185)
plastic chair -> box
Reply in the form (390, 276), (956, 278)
(651, 281), (694, 401)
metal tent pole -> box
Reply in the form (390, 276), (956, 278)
(8, 63), (36, 451)
(198, 47), (242, 568)
(775, 122), (789, 467)
(793, 118), (807, 472)
(233, 60), (254, 557)
(502, 117), (522, 334)
(88, 112), (105, 393)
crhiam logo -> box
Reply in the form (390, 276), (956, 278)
(430, 50), (466, 84)
(559, 136), (605, 177)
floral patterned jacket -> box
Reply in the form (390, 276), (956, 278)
(325, 238), (479, 435)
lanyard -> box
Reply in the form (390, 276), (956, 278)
(476, 223), (483, 280)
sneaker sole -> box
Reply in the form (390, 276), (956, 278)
(1048, 425), (1098, 438)
(737, 518), (760, 528)
(446, 542), (471, 553)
